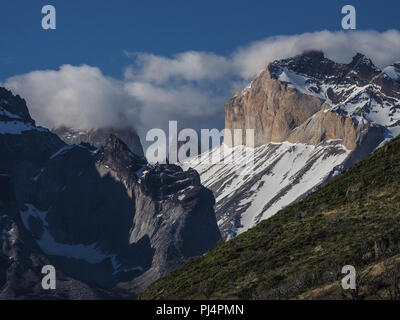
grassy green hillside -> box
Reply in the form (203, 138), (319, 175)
(140, 137), (400, 300)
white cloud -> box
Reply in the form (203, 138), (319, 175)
(5, 65), (142, 131)
(124, 81), (226, 136)
(123, 51), (232, 83)
(4, 30), (400, 148)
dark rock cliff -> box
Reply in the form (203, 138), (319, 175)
(0, 87), (221, 299)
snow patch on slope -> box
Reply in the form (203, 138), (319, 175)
(0, 107), (22, 120)
(183, 141), (350, 238)
(271, 60), (400, 138)
(20, 204), (143, 273)
(0, 121), (46, 135)
(49, 144), (89, 159)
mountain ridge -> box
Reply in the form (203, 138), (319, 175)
(53, 126), (144, 157)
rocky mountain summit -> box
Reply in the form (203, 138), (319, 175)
(53, 126), (144, 157)
(0, 87), (220, 299)
(226, 51), (400, 149)
(187, 51), (400, 239)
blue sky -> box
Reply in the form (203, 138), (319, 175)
(1, 1), (400, 142)
(1, 0), (399, 80)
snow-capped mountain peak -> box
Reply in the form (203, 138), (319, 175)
(194, 51), (400, 239)
(267, 51), (400, 140)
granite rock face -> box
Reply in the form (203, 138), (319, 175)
(122, 164), (220, 292)
(225, 65), (325, 147)
(286, 108), (361, 150)
(0, 87), (220, 299)
(225, 51), (400, 150)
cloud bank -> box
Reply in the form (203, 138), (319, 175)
(4, 30), (400, 145)
(5, 65), (142, 130)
